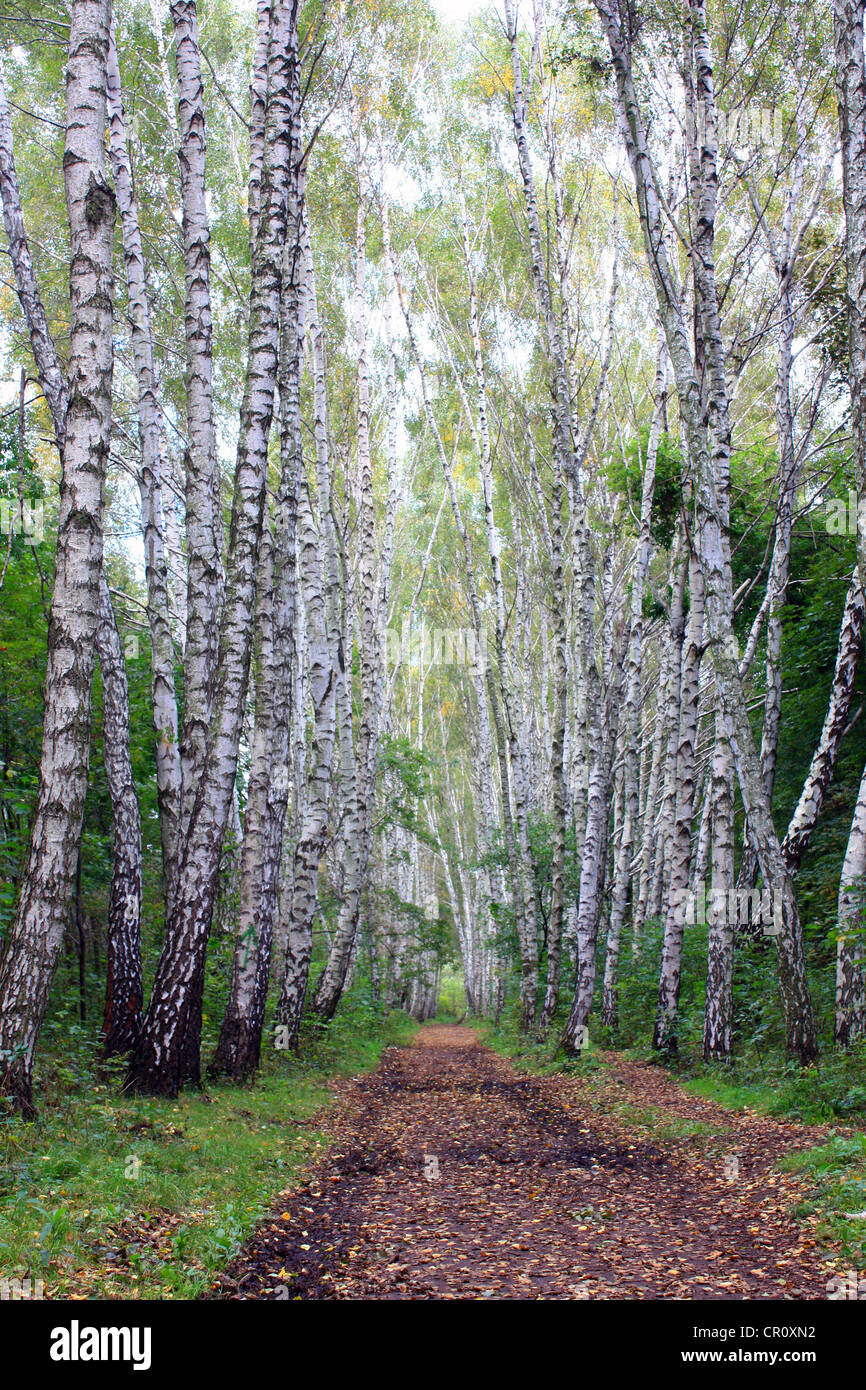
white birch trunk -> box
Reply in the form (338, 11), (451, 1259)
(127, 0), (301, 1095)
(106, 22), (182, 911)
(0, 0), (116, 1112)
(595, 0), (817, 1060)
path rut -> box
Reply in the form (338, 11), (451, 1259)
(213, 1025), (838, 1300)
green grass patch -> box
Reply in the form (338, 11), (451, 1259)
(685, 1073), (779, 1114)
(684, 1043), (866, 1125)
(0, 1005), (417, 1299)
(777, 1134), (866, 1267)
(474, 1011), (603, 1077)
(601, 1099), (729, 1144)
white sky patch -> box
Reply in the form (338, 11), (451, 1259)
(383, 161), (422, 210)
(0, 368), (18, 410)
(430, 0), (489, 22)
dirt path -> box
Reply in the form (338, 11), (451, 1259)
(213, 1025), (839, 1300)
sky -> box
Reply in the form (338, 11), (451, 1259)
(429, 0), (489, 22)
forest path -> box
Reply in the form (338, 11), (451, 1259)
(214, 1025), (838, 1300)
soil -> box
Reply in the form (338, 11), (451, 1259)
(211, 1025), (838, 1300)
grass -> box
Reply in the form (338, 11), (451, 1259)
(482, 1001), (866, 1273)
(473, 1000), (866, 1123)
(684, 1073), (780, 1114)
(778, 1134), (866, 1270)
(474, 1011), (604, 1076)
(595, 1098), (729, 1144)
(684, 1043), (866, 1125)
(0, 1005), (417, 1299)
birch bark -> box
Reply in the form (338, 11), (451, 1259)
(594, 0), (817, 1060)
(603, 343), (665, 1025)
(169, 0), (223, 844)
(126, 0), (301, 1095)
(833, 0), (866, 1042)
(0, 0), (116, 1112)
(212, 70), (305, 1081)
(106, 22), (181, 910)
(703, 716), (735, 1060)
(654, 553), (705, 1052)
(96, 578), (144, 1057)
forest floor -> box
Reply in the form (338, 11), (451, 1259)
(213, 1024), (848, 1300)
(0, 1007), (418, 1298)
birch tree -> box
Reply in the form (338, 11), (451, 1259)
(833, 0), (866, 1044)
(127, 0), (302, 1095)
(96, 581), (144, 1057)
(0, 0), (117, 1112)
(106, 20), (182, 909)
(594, 0), (817, 1061)
(212, 149), (306, 1079)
